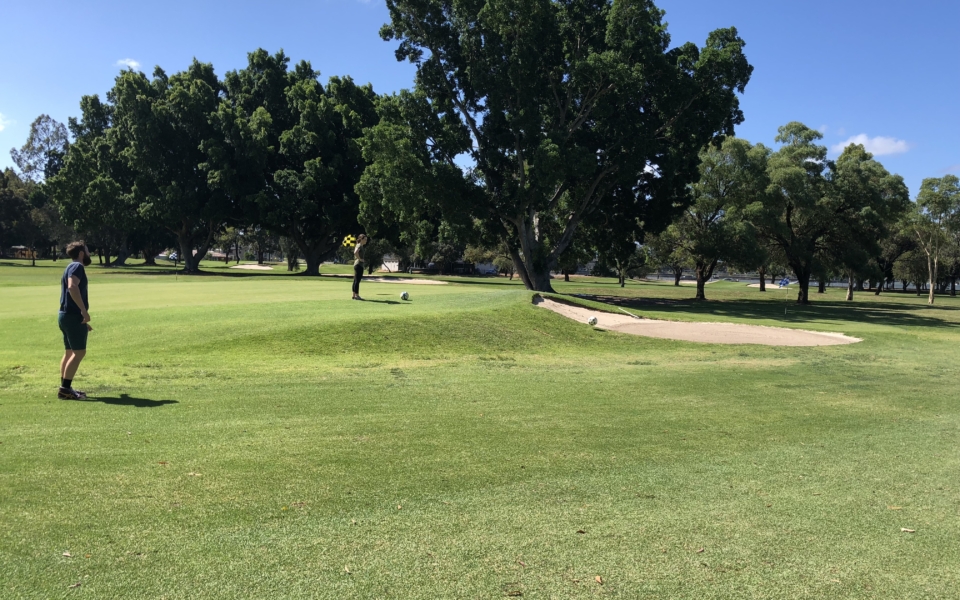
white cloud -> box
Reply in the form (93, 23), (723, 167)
(116, 58), (141, 70)
(832, 134), (911, 156)
(0, 112), (11, 132)
(818, 125), (829, 134)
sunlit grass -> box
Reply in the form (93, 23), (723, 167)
(1, 261), (958, 598)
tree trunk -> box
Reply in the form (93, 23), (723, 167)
(951, 278), (957, 297)
(564, 272), (570, 282)
(302, 248), (323, 276)
(928, 255), (937, 305)
(846, 272), (854, 301)
(673, 268), (682, 286)
(530, 268), (554, 292)
(757, 266), (766, 292)
(794, 267), (811, 304)
(509, 246), (536, 290)
(521, 256), (554, 292)
(818, 279), (826, 294)
(694, 260), (716, 301)
(113, 243), (130, 266)
(856, 278), (865, 292)
(770, 273), (777, 286)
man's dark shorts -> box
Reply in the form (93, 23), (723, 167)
(58, 312), (88, 351)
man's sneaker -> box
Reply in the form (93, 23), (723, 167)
(58, 387), (87, 400)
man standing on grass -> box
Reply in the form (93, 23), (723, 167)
(58, 241), (93, 400)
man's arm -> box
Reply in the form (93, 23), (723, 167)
(67, 276), (91, 326)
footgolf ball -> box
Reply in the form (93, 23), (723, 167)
(400, 291), (410, 301)
(588, 317), (598, 326)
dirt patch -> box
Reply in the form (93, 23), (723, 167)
(534, 296), (860, 347)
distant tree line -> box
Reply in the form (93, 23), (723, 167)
(3, 1), (958, 305)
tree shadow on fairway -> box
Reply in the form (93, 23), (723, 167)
(571, 293), (960, 329)
(441, 278), (526, 287)
(362, 299), (402, 305)
(81, 394), (179, 408)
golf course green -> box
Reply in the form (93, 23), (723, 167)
(2, 260), (958, 598)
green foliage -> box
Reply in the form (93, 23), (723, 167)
(361, 0), (753, 291)
(9, 114), (70, 182)
(0, 168), (73, 263)
(910, 175), (960, 303)
(106, 61), (228, 272)
(893, 250), (928, 292)
(644, 229), (686, 284)
(744, 123), (909, 304)
(208, 50), (380, 275)
(669, 137), (768, 299)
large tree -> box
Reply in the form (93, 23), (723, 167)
(745, 124), (908, 304)
(9, 114), (70, 182)
(208, 50), (379, 275)
(911, 175), (960, 305)
(827, 143), (910, 301)
(668, 137), (767, 300)
(110, 61), (230, 273)
(0, 169), (29, 255)
(49, 95), (138, 265)
(359, 0), (753, 291)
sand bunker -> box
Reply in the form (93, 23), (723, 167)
(364, 277), (448, 285)
(230, 264), (275, 271)
(534, 297), (860, 346)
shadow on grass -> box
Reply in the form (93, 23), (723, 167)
(440, 277), (526, 287)
(82, 394), (179, 408)
(362, 299), (402, 305)
(571, 293), (960, 329)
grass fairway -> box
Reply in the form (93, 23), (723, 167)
(2, 261), (959, 599)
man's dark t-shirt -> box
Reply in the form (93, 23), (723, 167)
(59, 262), (89, 314)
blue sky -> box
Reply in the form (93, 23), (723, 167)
(1, 0), (957, 195)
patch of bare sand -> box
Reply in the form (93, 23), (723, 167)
(678, 279), (721, 285)
(229, 264), (275, 271)
(365, 277), (448, 285)
(533, 296), (860, 347)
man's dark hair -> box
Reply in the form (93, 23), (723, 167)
(66, 241), (86, 261)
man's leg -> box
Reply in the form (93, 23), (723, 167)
(60, 350), (74, 379)
(64, 350), (86, 381)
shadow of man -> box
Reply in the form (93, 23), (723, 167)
(72, 393), (179, 408)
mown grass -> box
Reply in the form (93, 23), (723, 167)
(1, 260), (959, 599)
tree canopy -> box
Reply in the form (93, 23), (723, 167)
(359, 0), (753, 291)
(743, 123), (908, 303)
